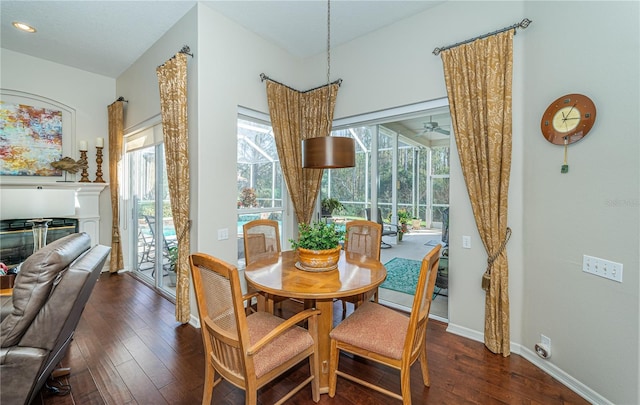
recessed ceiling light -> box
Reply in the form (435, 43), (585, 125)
(12, 21), (37, 33)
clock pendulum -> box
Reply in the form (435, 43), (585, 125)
(562, 137), (569, 173)
(540, 94), (597, 173)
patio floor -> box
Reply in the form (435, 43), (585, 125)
(378, 228), (448, 321)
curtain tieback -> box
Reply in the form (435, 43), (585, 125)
(176, 219), (193, 246)
(482, 227), (512, 291)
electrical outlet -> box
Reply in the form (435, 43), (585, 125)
(462, 235), (471, 249)
(535, 334), (551, 359)
(583, 255), (623, 282)
(541, 334), (551, 350)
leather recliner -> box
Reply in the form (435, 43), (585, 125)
(0, 232), (111, 404)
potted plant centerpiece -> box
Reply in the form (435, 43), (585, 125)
(290, 221), (345, 272)
(320, 198), (343, 217)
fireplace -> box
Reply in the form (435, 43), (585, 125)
(0, 218), (79, 266)
(0, 182), (108, 265)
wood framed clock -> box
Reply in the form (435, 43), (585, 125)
(540, 93), (596, 145)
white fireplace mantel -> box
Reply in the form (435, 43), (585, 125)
(0, 182), (108, 246)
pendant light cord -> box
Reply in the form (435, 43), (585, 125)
(326, 0), (332, 124)
(327, 0), (331, 87)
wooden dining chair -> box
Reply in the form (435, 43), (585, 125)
(339, 220), (382, 317)
(242, 219), (288, 313)
(243, 219), (280, 258)
(189, 252), (321, 405)
(328, 244), (441, 404)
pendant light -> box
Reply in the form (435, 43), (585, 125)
(302, 0), (355, 169)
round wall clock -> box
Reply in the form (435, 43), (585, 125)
(540, 93), (597, 145)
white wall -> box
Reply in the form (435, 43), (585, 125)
(0, 49), (115, 246)
(522, 2), (639, 404)
(304, 1), (638, 403)
(309, 0), (526, 352)
(194, 4), (300, 261)
(116, 4), (299, 315)
(117, 5), (198, 275)
(118, 1), (639, 403)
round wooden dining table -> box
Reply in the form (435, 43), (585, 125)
(244, 249), (387, 393)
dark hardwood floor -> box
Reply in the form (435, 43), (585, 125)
(35, 272), (588, 405)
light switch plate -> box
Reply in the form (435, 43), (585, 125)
(217, 228), (229, 240)
(582, 255), (623, 282)
(462, 235), (471, 249)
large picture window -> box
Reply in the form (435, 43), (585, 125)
(236, 114), (285, 266)
(320, 101), (450, 229)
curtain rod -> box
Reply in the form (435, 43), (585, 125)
(179, 45), (193, 58)
(432, 18), (531, 56)
(260, 73), (342, 94)
(109, 96), (128, 106)
(158, 45), (194, 68)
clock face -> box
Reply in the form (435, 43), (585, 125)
(541, 94), (596, 145)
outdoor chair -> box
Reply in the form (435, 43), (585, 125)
(365, 208), (398, 249)
(143, 215), (177, 275)
(339, 220), (382, 318)
(243, 219), (288, 313)
(328, 244), (441, 404)
(189, 252), (321, 405)
(137, 227), (155, 269)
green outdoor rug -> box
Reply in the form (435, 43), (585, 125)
(380, 257), (422, 295)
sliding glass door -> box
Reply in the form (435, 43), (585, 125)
(377, 127), (397, 228)
(126, 125), (176, 296)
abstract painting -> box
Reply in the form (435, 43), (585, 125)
(0, 102), (63, 176)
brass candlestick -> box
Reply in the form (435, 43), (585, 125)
(94, 146), (105, 183)
(79, 150), (90, 183)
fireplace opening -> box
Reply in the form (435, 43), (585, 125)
(0, 218), (79, 267)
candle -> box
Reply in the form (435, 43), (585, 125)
(79, 140), (88, 151)
(96, 137), (104, 148)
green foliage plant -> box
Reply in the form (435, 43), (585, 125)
(290, 221), (345, 251)
(397, 209), (411, 224)
(321, 198), (344, 215)
(167, 246), (178, 272)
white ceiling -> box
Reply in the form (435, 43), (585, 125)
(1, 0), (444, 79)
(1, 0), (450, 143)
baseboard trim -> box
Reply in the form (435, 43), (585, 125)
(378, 298), (410, 313)
(446, 322), (484, 343)
(189, 313), (201, 329)
(518, 346), (612, 405)
(445, 322), (611, 405)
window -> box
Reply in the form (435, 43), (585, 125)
(321, 126), (372, 218)
(320, 100), (451, 228)
(236, 113), (286, 266)
(429, 145), (450, 225)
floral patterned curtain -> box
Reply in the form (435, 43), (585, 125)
(441, 30), (514, 356)
(265, 80), (339, 224)
(107, 100), (124, 273)
(157, 52), (191, 324)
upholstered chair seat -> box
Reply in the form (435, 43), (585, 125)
(329, 301), (408, 360)
(247, 311), (315, 378)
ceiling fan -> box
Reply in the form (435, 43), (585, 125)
(421, 118), (450, 136)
